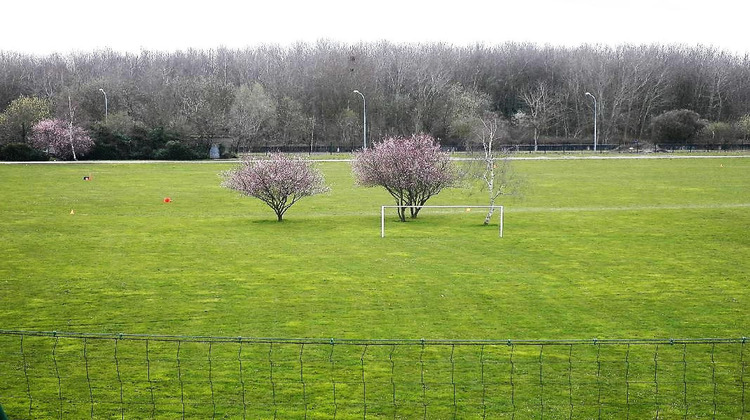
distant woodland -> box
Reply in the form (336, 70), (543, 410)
(1, 41), (749, 157)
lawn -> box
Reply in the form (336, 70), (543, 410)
(0, 157), (747, 339)
(0, 156), (748, 418)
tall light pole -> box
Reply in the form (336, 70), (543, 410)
(353, 90), (366, 149)
(585, 92), (597, 152)
(99, 88), (108, 123)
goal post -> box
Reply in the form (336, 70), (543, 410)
(380, 205), (504, 238)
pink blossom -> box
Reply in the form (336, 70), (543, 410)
(29, 119), (94, 160)
(222, 153), (329, 221)
(352, 134), (455, 221)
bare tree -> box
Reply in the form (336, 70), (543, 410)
(229, 83), (276, 152)
(520, 82), (559, 151)
(467, 112), (519, 225)
(3, 42), (750, 153)
(178, 76), (233, 141)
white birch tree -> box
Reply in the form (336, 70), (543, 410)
(467, 112), (520, 225)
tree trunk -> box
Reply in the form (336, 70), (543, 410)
(484, 205), (495, 225)
(484, 158), (496, 225)
(397, 206), (406, 222)
(69, 122), (77, 161)
(68, 96), (77, 161)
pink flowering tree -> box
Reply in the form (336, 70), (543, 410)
(29, 119), (94, 160)
(221, 153), (329, 221)
(352, 134), (456, 221)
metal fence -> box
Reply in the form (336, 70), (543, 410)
(240, 143), (750, 154)
(0, 330), (746, 419)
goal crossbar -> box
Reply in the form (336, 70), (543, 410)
(380, 205), (504, 238)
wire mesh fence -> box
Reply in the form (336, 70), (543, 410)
(0, 330), (746, 419)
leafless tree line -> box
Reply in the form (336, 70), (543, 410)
(1, 41), (749, 150)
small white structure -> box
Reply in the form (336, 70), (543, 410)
(209, 144), (220, 159)
(380, 205), (504, 238)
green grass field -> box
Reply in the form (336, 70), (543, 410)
(0, 156), (748, 418)
(1, 157), (748, 339)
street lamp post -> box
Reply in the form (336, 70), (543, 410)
(99, 88), (108, 123)
(586, 92), (597, 152)
(353, 90), (366, 149)
(585, 92), (597, 152)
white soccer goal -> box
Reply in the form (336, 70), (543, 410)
(380, 205), (504, 238)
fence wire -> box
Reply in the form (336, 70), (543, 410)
(0, 330), (747, 419)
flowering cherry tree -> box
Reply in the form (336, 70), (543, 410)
(29, 119), (93, 160)
(352, 134), (455, 221)
(222, 153), (329, 221)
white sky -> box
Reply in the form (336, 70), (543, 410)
(3, 0), (749, 55)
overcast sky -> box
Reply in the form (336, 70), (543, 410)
(3, 0), (749, 55)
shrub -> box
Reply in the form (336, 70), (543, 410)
(700, 121), (738, 144)
(0, 143), (48, 161)
(649, 109), (706, 144)
(154, 141), (202, 160)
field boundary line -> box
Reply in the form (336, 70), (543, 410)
(480, 154), (750, 161)
(510, 203), (750, 213)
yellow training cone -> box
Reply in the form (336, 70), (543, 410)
(70, 209), (75, 215)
